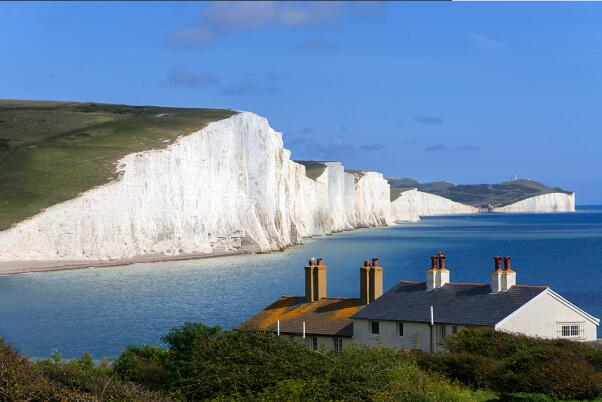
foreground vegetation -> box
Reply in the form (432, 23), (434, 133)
(388, 177), (571, 207)
(2, 325), (602, 401)
(0, 100), (235, 230)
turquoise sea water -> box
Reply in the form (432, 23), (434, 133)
(1, 207), (601, 359)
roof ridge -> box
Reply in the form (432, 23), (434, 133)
(512, 284), (548, 289)
(446, 282), (489, 287)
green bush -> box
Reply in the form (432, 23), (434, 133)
(443, 328), (602, 400)
(113, 344), (170, 389)
(0, 338), (94, 401)
(413, 351), (498, 388)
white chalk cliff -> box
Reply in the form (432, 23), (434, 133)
(0, 112), (391, 262)
(492, 192), (575, 213)
(0, 112), (576, 264)
(389, 189), (479, 222)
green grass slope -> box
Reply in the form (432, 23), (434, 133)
(0, 100), (236, 231)
(294, 160), (327, 180)
(388, 177), (572, 207)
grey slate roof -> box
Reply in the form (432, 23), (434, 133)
(352, 281), (548, 327)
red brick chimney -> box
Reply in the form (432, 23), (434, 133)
(305, 258), (327, 302)
(369, 258), (383, 303)
(360, 260), (370, 305)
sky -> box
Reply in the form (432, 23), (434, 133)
(1, 2), (602, 203)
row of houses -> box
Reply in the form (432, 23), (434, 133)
(242, 253), (599, 352)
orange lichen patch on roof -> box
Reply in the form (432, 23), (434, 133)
(242, 296), (363, 337)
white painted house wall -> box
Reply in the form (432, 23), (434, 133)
(351, 319), (470, 351)
(496, 289), (599, 341)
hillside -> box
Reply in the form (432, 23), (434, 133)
(0, 100), (236, 230)
(388, 177), (572, 207)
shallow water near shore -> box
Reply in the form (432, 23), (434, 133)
(1, 206), (601, 359)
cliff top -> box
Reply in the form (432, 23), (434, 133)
(390, 187), (416, 201)
(294, 161), (327, 181)
(388, 177), (572, 207)
(0, 99), (236, 230)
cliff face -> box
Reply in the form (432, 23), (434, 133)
(390, 189), (479, 222)
(0, 113), (390, 262)
(492, 192), (575, 213)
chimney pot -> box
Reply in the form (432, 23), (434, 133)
(363, 260), (370, 267)
(309, 259), (315, 266)
(371, 258), (379, 267)
(438, 254), (446, 270)
(503, 256), (512, 271)
(317, 258), (323, 266)
(494, 256), (502, 271)
(430, 256), (437, 270)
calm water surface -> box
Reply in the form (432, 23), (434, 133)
(1, 206), (601, 358)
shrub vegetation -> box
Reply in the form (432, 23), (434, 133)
(2, 324), (602, 401)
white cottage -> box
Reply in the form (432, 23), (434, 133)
(352, 253), (600, 352)
(243, 254), (599, 352)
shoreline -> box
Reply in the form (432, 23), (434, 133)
(0, 250), (246, 276)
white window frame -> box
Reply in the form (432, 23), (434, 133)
(557, 321), (585, 339)
(333, 337), (343, 352)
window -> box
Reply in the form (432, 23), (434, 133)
(398, 322), (404, 337)
(452, 325), (458, 334)
(311, 336), (318, 350)
(371, 320), (380, 335)
(557, 322), (584, 338)
(333, 337), (343, 352)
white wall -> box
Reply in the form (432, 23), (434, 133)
(497, 290), (598, 341)
(351, 318), (468, 352)
(389, 189), (478, 222)
(493, 192), (575, 213)
(287, 334), (352, 352)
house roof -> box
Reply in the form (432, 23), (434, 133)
(352, 281), (548, 327)
(241, 296), (363, 337)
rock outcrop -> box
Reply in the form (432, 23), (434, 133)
(0, 112), (391, 262)
(389, 189), (479, 222)
(492, 192), (575, 213)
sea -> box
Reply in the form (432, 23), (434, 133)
(1, 206), (601, 359)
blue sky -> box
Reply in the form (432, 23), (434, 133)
(2, 2), (602, 202)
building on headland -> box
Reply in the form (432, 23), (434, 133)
(243, 254), (600, 352)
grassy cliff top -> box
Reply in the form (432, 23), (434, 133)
(390, 187), (416, 201)
(388, 177), (572, 207)
(294, 160), (327, 181)
(0, 100), (236, 231)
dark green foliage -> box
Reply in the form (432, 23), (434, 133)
(112, 323), (470, 401)
(35, 356), (171, 402)
(414, 351), (497, 388)
(425, 328), (602, 400)
(0, 338), (94, 401)
(159, 323), (326, 399)
(112, 344), (171, 389)
(4, 325), (602, 401)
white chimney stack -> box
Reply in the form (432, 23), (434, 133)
(501, 256), (516, 290)
(426, 252), (450, 291)
(490, 256), (503, 293)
